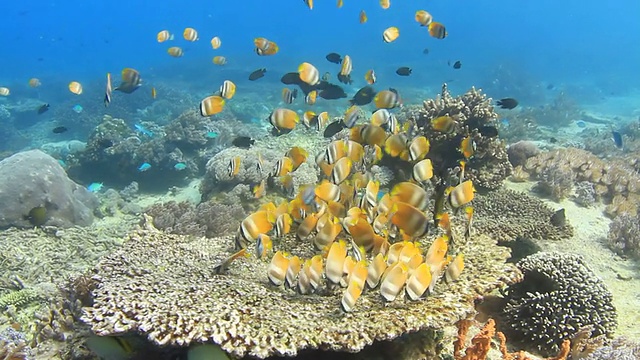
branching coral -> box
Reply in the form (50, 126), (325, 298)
(145, 200), (247, 238)
(607, 211), (640, 259)
(534, 162), (576, 201)
(401, 84), (512, 190)
(501, 252), (617, 356)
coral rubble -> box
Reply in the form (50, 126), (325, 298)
(82, 228), (518, 358)
(502, 252), (617, 356)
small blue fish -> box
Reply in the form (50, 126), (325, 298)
(500, 118), (510, 127)
(87, 182), (104, 193)
(57, 159), (67, 168)
(138, 162), (152, 171)
(612, 131), (623, 149)
(72, 104), (83, 113)
(576, 120), (586, 128)
(174, 162), (187, 170)
(206, 131), (219, 138)
(134, 124), (154, 137)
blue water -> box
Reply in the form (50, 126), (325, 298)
(0, 0), (638, 148)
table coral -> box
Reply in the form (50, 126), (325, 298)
(82, 227), (518, 358)
(501, 252), (617, 356)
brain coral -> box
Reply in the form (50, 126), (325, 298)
(82, 225), (518, 359)
(502, 252), (617, 356)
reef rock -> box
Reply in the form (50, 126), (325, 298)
(82, 228), (518, 359)
(0, 150), (98, 228)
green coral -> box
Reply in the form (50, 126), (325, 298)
(0, 289), (40, 309)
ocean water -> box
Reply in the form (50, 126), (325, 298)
(1, 1), (640, 358)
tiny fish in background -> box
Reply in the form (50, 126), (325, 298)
(174, 162), (187, 171)
(396, 67), (412, 76)
(134, 124), (153, 137)
(359, 10), (367, 24)
(151, 87), (157, 99)
(0, 87), (10, 96)
(52, 126), (68, 134)
(232, 136), (255, 148)
(156, 30), (173, 43)
(87, 182), (104, 193)
(249, 68), (266, 81)
(325, 52), (342, 64)
(28, 78), (41, 87)
(138, 162), (151, 172)
(206, 131), (219, 138)
(612, 130), (623, 149)
(37, 103), (50, 115)
(422, 48), (429, 55)
(452, 60), (462, 69)
(68, 81), (83, 95)
(575, 120), (586, 128)
(496, 98), (518, 109)
(72, 104), (83, 113)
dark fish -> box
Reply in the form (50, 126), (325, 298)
(337, 73), (352, 85)
(249, 68), (266, 81)
(422, 48), (429, 55)
(612, 130), (623, 149)
(478, 126), (498, 137)
(496, 98), (518, 110)
(452, 61), (462, 69)
(96, 138), (114, 149)
(550, 208), (566, 227)
(271, 127), (293, 137)
(24, 206), (47, 226)
(318, 84), (347, 100)
(323, 120), (346, 138)
(281, 72), (303, 85)
(546, 84), (555, 90)
(52, 126), (68, 134)
(37, 103), (50, 115)
(549, 137), (558, 143)
(232, 136), (255, 148)
(349, 85), (375, 106)
(326, 52), (342, 64)
(396, 67), (412, 76)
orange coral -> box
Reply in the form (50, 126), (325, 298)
(455, 319), (569, 360)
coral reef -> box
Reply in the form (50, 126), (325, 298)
(401, 84), (512, 190)
(607, 211), (640, 259)
(0, 290), (40, 310)
(583, 337), (640, 360)
(573, 181), (597, 207)
(82, 227), (518, 358)
(0, 328), (32, 360)
(145, 200), (247, 238)
(502, 252), (617, 356)
(0, 150), (98, 228)
(472, 188), (573, 242)
(524, 147), (640, 216)
(507, 141), (540, 168)
(534, 162), (576, 201)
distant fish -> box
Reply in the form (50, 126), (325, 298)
(428, 21), (447, 39)
(380, 0), (390, 9)
(174, 162), (187, 171)
(37, 103), (50, 115)
(151, 87), (157, 99)
(183, 27), (199, 41)
(415, 10), (433, 26)
(612, 130), (623, 149)
(576, 120), (586, 128)
(104, 73), (112, 107)
(549, 137), (558, 143)
(422, 48), (429, 55)
(72, 104), (83, 113)
(452, 60), (462, 69)
(87, 182), (104, 193)
(206, 131), (219, 138)
(546, 83), (555, 90)
(232, 136), (255, 148)
(210, 36), (221, 49)
(326, 53), (342, 64)
(115, 68), (142, 94)
(134, 124), (153, 137)
(52, 126), (68, 134)
(157, 30), (173, 43)
(0, 87), (9, 96)
(167, 46), (183, 57)
(478, 126), (498, 137)
(396, 67), (412, 76)
(364, 69), (376, 85)
(249, 68), (266, 81)
(496, 98), (518, 110)
(138, 162), (151, 172)
(359, 10), (367, 24)
(68, 81), (83, 95)
(28, 78), (41, 87)
(213, 56), (226, 65)
(550, 208), (566, 227)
